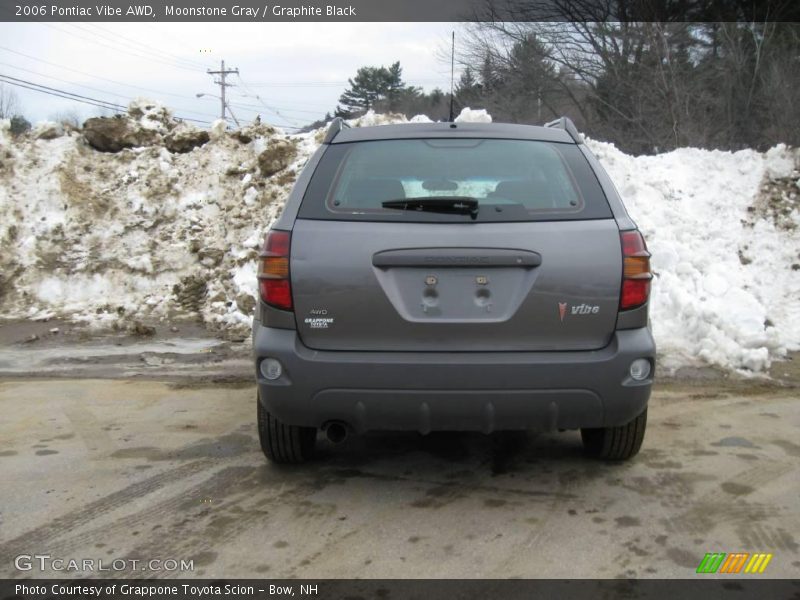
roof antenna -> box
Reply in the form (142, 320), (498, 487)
(448, 30), (455, 122)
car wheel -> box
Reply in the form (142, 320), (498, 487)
(581, 408), (647, 460)
(257, 393), (316, 464)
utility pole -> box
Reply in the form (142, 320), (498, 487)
(206, 60), (239, 123)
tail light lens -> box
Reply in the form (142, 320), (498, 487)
(258, 230), (293, 311)
(620, 230), (652, 310)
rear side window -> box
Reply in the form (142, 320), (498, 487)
(298, 138), (612, 223)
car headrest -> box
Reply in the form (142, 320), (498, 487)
(491, 180), (532, 203)
(343, 179), (406, 207)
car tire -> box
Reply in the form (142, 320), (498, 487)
(257, 393), (316, 464)
(581, 408), (647, 461)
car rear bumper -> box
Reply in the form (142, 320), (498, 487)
(253, 322), (655, 433)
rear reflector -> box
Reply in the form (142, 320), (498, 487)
(265, 229), (290, 255)
(621, 279), (650, 309)
(620, 230), (652, 310)
(259, 279), (292, 310)
(258, 230), (293, 311)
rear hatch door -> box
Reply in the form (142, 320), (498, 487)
(291, 135), (620, 352)
(291, 219), (621, 351)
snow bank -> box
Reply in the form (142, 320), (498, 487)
(127, 98), (173, 133)
(31, 121), (63, 140)
(209, 118), (227, 140)
(587, 140), (800, 373)
(0, 118), (10, 144)
(454, 108), (492, 123)
(0, 103), (797, 373)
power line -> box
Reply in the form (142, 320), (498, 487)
(139, 23), (218, 70)
(0, 61), (127, 102)
(0, 11), (211, 73)
(230, 90), (333, 111)
(222, 100), (309, 130)
(0, 74), (125, 113)
(79, 23), (211, 70)
(234, 74), (306, 128)
(242, 79), (451, 88)
(0, 46), (202, 102)
(0, 48), (323, 131)
(0, 61), (220, 122)
(0, 51), (303, 130)
(228, 98), (324, 117)
(44, 23), (204, 74)
(246, 97), (333, 110)
(226, 102), (314, 126)
(0, 45), (323, 126)
(66, 23), (207, 72)
(0, 73), (211, 125)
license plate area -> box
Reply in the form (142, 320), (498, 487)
(373, 267), (538, 322)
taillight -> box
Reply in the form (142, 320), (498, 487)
(258, 230), (293, 311)
(620, 230), (652, 310)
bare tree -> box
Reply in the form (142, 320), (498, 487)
(0, 83), (20, 119)
(49, 109), (82, 129)
(459, 0), (800, 152)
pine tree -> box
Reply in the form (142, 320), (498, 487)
(337, 62), (409, 117)
(9, 114), (31, 136)
(385, 61), (405, 109)
(454, 66), (482, 112)
(456, 67), (479, 95)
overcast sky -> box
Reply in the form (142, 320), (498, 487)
(0, 22), (461, 129)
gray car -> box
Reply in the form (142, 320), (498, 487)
(253, 117), (655, 463)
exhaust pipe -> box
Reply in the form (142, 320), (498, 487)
(325, 422), (349, 444)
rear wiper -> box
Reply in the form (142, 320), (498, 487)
(381, 196), (480, 220)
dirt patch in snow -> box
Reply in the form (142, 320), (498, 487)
(750, 175), (800, 231)
(258, 137), (298, 177)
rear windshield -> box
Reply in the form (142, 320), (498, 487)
(298, 138), (612, 223)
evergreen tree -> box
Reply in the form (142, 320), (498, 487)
(337, 62), (409, 117)
(456, 67), (480, 95)
(384, 61), (407, 110)
(9, 114), (31, 136)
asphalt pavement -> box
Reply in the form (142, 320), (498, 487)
(1, 373), (797, 579)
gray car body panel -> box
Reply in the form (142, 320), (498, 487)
(256, 122), (654, 432)
(290, 219), (622, 352)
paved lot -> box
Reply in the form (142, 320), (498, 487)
(0, 377), (798, 579)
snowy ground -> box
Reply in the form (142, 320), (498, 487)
(0, 102), (798, 374)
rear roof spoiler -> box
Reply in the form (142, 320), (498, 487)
(544, 116), (583, 144)
(323, 117), (351, 143)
